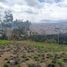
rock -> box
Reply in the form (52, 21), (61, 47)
(9, 59), (18, 65)
(0, 49), (2, 51)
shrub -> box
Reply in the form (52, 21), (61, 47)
(57, 59), (64, 65)
(28, 64), (41, 67)
(31, 35), (46, 42)
(3, 64), (9, 67)
(16, 64), (20, 67)
(47, 64), (55, 67)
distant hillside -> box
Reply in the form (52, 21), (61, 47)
(0, 20), (67, 35)
(30, 20), (67, 35)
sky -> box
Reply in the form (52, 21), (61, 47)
(0, 0), (67, 22)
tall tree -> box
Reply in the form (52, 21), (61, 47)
(4, 10), (13, 23)
(3, 10), (13, 27)
(3, 10), (13, 40)
(12, 20), (31, 40)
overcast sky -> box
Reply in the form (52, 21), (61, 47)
(0, 0), (67, 22)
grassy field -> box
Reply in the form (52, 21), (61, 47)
(0, 40), (15, 45)
(0, 40), (67, 67)
(0, 40), (14, 45)
(0, 40), (67, 52)
(15, 40), (67, 52)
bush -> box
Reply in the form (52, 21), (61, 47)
(28, 64), (41, 67)
(16, 64), (20, 67)
(31, 35), (46, 42)
(3, 64), (9, 67)
(57, 59), (64, 65)
(46, 39), (57, 43)
(47, 64), (55, 67)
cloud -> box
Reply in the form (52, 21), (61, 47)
(39, 0), (63, 3)
(0, 0), (67, 22)
(0, 0), (7, 3)
(39, 0), (45, 2)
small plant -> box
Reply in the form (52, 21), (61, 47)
(28, 64), (41, 67)
(16, 64), (20, 67)
(47, 63), (55, 67)
(63, 58), (67, 62)
(57, 59), (64, 64)
(3, 64), (9, 67)
(57, 59), (64, 67)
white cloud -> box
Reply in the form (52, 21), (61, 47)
(0, 0), (67, 22)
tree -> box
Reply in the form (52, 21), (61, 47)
(12, 20), (31, 40)
(2, 10), (13, 40)
(4, 10), (13, 22)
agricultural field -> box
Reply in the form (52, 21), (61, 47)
(0, 40), (67, 67)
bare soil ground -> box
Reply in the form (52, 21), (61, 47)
(0, 41), (67, 67)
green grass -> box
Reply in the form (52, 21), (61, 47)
(0, 40), (67, 52)
(33, 42), (67, 52)
(17, 40), (67, 52)
(0, 40), (14, 45)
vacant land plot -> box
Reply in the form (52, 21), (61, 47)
(0, 40), (67, 67)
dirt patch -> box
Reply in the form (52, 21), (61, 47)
(0, 44), (67, 67)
